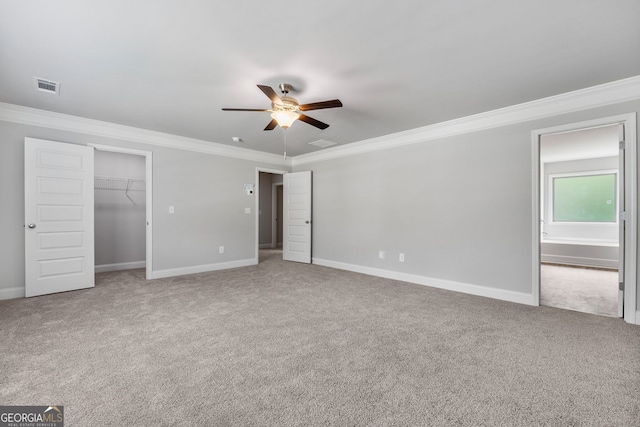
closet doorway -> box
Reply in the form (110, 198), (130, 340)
(91, 144), (153, 278)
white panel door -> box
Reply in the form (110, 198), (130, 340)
(25, 138), (95, 297)
(283, 171), (312, 263)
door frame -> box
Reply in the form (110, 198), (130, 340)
(531, 113), (637, 324)
(89, 144), (153, 279)
(255, 167), (288, 262)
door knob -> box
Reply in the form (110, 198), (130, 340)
(305, 221), (310, 224)
(28, 223), (36, 229)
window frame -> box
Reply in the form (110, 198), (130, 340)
(547, 169), (619, 226)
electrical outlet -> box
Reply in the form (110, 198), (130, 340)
(379, 250), (385, 260)
(169, 206), (174, 214)
(399, 253), (405, 262)
(219, 246), (224, 254)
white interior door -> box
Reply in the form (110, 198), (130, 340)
(618, 123), (625, 318)
(25, 138), (95, 297)
(283, 171), (312, 263)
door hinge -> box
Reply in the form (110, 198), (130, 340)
(619, 140), (625, 150)
(619, 281), (625, 291)
(619, 211), (626, 221)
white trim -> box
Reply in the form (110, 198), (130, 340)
(1, 77), (638, 168)
(95, 261), (146, 273)
(532, 113), (637, 325)
(149, 259), (256, 280)
(634, 311), (639, 325)
(255, 168), (288, 262)
(532, 133), (541, 310)
(89, 143), (154, 280)
(0, 287), (26, 300)
(313, 258), (535, 306)
(293, 76), (640, 166)
(542, 238), (617, 246)
(0, 102), (288, 166)
(540, 255), (618, 270)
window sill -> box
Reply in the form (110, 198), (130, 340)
(541, 238), (618, 247)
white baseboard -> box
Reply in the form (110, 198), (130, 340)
(259, 244), (274, 249)
(541, 254), (618, 269)
(149, 258), (257, 279)
(313, 258), (535, 306)
(95, 261), (146, 273)
(0, 287), (26, 300)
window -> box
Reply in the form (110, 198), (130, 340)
(552, 173), (617, 223)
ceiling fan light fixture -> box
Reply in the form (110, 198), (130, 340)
(271, 110), (300, 128)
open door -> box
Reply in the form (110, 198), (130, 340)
(283, 171), (312, 263)
(618, 123), (625, 318)
(24, 138), (95, 297)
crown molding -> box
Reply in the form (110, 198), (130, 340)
(292, 75), (640, 167)
(2, 76), (639, 168)
(0, 102), (290, 166)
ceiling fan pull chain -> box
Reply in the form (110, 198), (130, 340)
(283, 128), (287, 159)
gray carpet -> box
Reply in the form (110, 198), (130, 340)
(1, 249), (639, 426)
(541, 264), (619, 317)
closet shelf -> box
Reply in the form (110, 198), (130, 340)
(94, 176), (146, 191)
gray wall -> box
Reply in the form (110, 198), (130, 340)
(0, 120), (288, 295)
(2, 99), (639, 312)
(94, 150), (146, 268)
(541, 242), (618, 269)
(295, 100), (640, 307)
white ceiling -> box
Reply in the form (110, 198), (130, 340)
(1, 1), (639, 157)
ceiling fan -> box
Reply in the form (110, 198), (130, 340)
(222, 83), (343, 130)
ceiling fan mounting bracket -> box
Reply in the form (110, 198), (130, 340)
(278, 83), (293, 95)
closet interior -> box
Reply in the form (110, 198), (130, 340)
(94, 150), (147, 273)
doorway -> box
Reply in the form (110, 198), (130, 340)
(540, 124), (619, 316)
(94, 150), (147, 273)
(256, 168), (287, 262)
(90, 144), (153, 279)
(532, 114), (637, 324)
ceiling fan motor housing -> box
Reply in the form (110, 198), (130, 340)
(275, 95), (300, 112)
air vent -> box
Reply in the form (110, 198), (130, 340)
(33, 77), (60, 95)
(308, 139), (337, 148)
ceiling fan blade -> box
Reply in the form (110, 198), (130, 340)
(257, 85), (283, 106)
(298, 114), (330, 130)
(264, 119), (278, 131)
(298, 99), (343, 111)
(222, 108), (269, 112)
